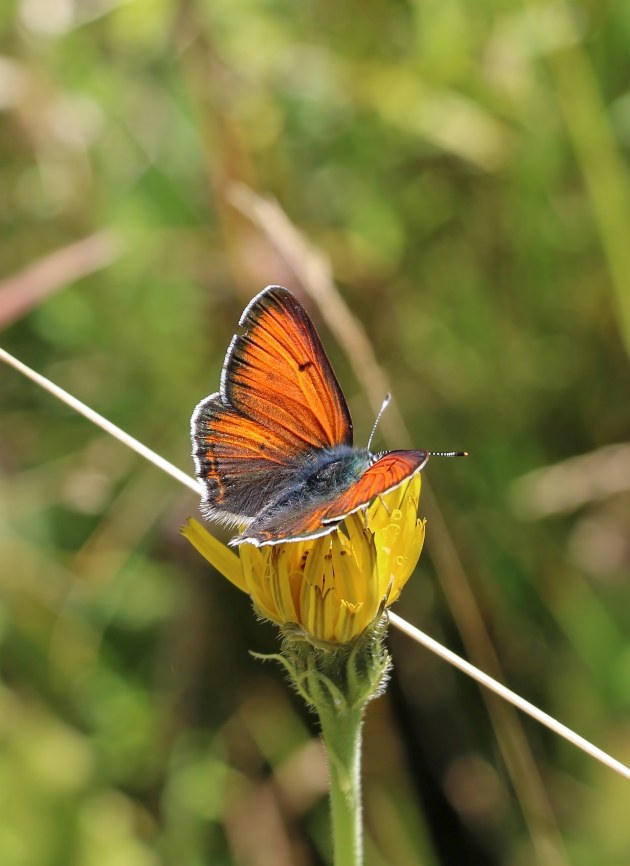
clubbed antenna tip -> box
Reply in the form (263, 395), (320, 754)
(428, 450), (468, 457)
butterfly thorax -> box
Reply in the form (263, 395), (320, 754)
(305, 444), (371, 490)
(249, 445), (372, 530)
(286, 445), (372, 503)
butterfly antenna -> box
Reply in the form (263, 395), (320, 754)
(367, 394), (391, 451)
(428, 450), (469, 457)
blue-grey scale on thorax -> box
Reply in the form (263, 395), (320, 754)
(252, 444), (373, 530)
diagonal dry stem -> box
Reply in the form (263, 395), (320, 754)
(0, 231), (122, 329)
(0, 347), (201, 497)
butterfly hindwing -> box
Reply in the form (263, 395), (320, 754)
(235, 504), (341, 547)
(192, 393), (299, 524)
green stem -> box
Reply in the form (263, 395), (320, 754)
(319, 705), (364, 866)
(274, 620), (391, 865)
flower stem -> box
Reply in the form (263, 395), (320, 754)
(319, 704), (364, 866)
(271, 621), (391, 865)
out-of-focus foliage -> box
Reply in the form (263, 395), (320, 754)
(1, 1), (630, 864)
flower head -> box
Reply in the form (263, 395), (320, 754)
(182, 476), (425, 645)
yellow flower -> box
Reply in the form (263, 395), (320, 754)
(181, 476), (425, 645)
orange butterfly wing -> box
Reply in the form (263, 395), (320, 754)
(322, 450), (429, 522)
(224, 286), (352, 449)
(192, 394), (301, 524)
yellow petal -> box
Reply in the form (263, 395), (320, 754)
(242, 548), (280, 623)
(180, 518), (247, 593)
(272, 547), (300, 624)
(336, 600), (363, 643)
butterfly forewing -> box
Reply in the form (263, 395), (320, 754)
(322, 450), (429, 523)
(225, 286), (352, 449)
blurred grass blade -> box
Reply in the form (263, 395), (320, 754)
(535, 0), (630, 358)
(510, 442), (630, 519)
(0, 232), (121, 329)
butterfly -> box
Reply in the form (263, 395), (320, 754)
(191, 285), (448, 547)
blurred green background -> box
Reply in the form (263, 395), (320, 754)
(2, 1), (630, 864)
